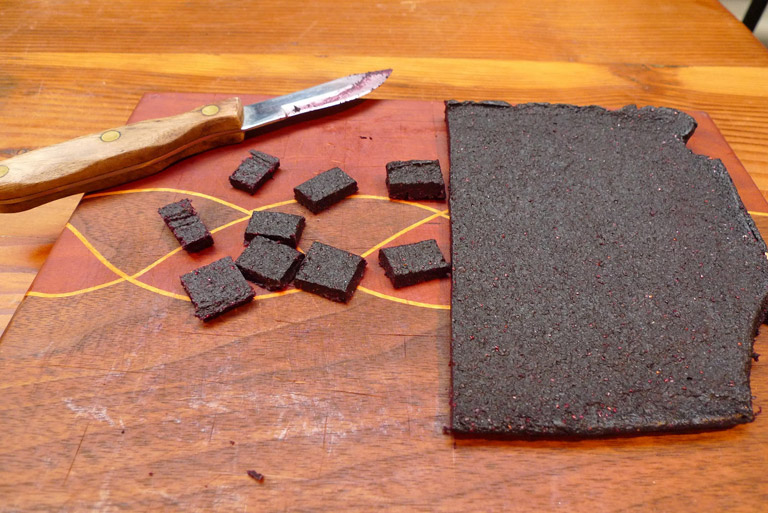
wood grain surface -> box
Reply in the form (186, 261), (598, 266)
(1, 0), (768, 511)
(2, 91), (768, 512)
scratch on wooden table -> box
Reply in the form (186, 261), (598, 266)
(318, 414), (331, 476)
(294, 20), (318, 43)
(321, 414), (329, 452)
(64, 422), (89, 483)
(63, 398), (116, 426)
(208, 414), (217, 444)
(324, 388), (384, 398)
(38, 363), (149, 374)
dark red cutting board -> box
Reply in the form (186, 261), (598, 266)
(0, 94), (765, 511)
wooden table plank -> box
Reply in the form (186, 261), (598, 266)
(1, 0), (764, 65)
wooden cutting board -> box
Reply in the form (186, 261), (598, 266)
(0, 94), (766, 512)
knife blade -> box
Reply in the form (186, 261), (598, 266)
(0, 69), (392, 213)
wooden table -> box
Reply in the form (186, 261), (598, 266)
(1, 1), (768, 510)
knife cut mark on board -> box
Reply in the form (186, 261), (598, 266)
(64, 422), (89, 484)
(87, 187), (252, 214)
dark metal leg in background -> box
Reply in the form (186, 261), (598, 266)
(744, 0), (768, 31)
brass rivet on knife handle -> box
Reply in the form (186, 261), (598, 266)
(100, 130), (121, 142)
(0, 97), (245, 213)
(0, 165), (8, 179)
(201, 105), (220, 116)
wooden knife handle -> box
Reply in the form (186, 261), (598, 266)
(0, 97), (245, 213)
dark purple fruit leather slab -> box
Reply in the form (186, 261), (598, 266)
(447, 101), (768, 437)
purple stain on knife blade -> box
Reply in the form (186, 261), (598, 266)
(241, 69), (392, 130)
(291, 69), (392, 114)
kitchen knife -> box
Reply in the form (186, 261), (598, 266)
(0, 69), (392, 213)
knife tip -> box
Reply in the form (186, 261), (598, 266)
(367, 68), (393, 78)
